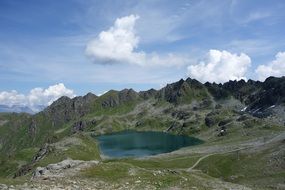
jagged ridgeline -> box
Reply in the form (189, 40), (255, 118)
(0, 76), (284, 161)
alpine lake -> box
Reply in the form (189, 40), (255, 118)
(95, 131), (203, 158)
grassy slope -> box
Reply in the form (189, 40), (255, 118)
(0, 93), (284, 189)
(195, 141), (285, 189)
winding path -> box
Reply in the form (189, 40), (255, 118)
(186, 148), (245, 172)
(187, 153), (216, 171)
(186, 131), (285, 172)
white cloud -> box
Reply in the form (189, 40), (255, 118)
(85, 14), (188, 67)
(0, 91), (26, 106)
(0, 83), (75, 112)
(255, 52), (285, 81)
(187, 50), (251, 83)
(86, 15), (144, 65)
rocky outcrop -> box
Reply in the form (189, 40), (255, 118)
(33, 144), (52, 162)
(14, 144), (53, 178)
(101, 89), (139, 108)
(157, 78), (209, 104)
(166, 122), (181, 132)
(218, 119), (232, 126)
(171, 110), (190, 120)
(246, 77), (285, 111)
(205, 111), (221, 127)
(0, 184), (8, 189)
(72, 120), (86, 133)
(205, 79), (261, 102)
(204, 82), (230, 100)
(43, 93), (97, 127)
(139, 88), (157, 99)
(204, 76), (285, 119)
(157, 79), (187, 103)
(118, 88), (139, 102)
(28, 119), (37, 137)
(32, 159), (99, 179)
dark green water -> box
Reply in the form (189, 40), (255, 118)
(96, 131), (203, 158)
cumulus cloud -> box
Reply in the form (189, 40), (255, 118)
(187, 50), (251, 83)
(0, 91), (26, 106)
(85, 14), (188, 67)
(0, 83), (75, 112)
(255, 52), (285, 81)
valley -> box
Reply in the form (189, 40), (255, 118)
(0, 76), (284, 189)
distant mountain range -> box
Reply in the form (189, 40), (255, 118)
(0, 105), (35, 114)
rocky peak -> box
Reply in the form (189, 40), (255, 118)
(246, 76), (285, 111)
(100, 89), (139, 108)
(118, 88), (138, 101)
(186, 78), (204, 89)
(42, 94), (97, 127)
(157, 79), (186, 103)
(157, 78), (209, 104)
(48, 96), (72, 108)
(139, 88), (157, 99)
(83, 92), (98, 101)
(223, 79), (247, 92)
(204, 82), (230, 100)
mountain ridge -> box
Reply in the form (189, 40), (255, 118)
(43, 76), (285, 115)
(0, 76), (284, 189)
(1, 76), (284, 152)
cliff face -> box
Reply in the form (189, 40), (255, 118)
(204, 76), (285, 118)
(156, 78), (209, 104)
(42, 93), (98, 126)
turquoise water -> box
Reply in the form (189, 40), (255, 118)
(96, 131), (203, 158)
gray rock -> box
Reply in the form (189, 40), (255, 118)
(0, 183), (8, 190)
(71, 121), (86, 133)
(32, 159), (99, 179)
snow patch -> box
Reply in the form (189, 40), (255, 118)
(241, 107), (247, 112)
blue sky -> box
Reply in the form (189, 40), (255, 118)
(0, 0), (285, 109)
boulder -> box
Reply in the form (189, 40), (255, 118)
(205, 117), (216, 127)
(0, 184), (8, 190)
(171, 110), (190, 120)
(204, 111), (222, 127)
(218, 119), (232, 126)
(32, 159), (99, 179)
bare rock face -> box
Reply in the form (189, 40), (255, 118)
(101, 89), (139, 108)
(32, 144), (52, 162)
(28, 119), (37, 137)
(0, 183), (8, 190)
(72, 120), (86, 133)
(157, 78), (209, 105)
(43, 93), (97, 127)
(139, 88), (157, 99)
(205, 111), (220, 127)
(171, 110), (190, 120)
(14, 144), (53, 178)
(32, 159), (99, 179)
(102, 96), (119, 108)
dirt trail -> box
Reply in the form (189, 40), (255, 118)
(187, 131), (285, 172)
(187, 147), (245, 171)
